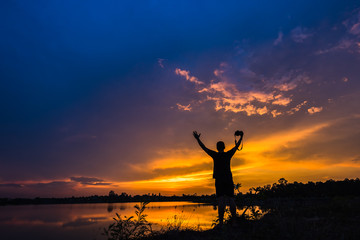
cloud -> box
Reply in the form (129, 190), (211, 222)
(0, 176), (120, 197)
(350, 22), (360, 35)
(29, 181), (73, 188)
(291, 27), (312, 43)
(151, 162), (213, 178)
(19, 181), (78, 197)
(175, 68), (204, 85)
(0, 183), (23, 188)
(308, 106), (323, 114)
(271, 110), (282, 117)
(272, 95), (291, 106)
(317, 10), (360, 55)
(158, 58), (165, 68)
(199, 81), (276, 115)
(203, 81), (273, 103)
(352, 156), (360, 162)
(213, 69), (224, 77)
(70, 176), (103, 183)
(70, 176), (112, 185)
(148, 158), (245, 179)
(272, 73), (311, 92)
(0, 178), (116, 197)
(0, 180), (74, 191)
(274, 31), (283, 45)
(316, 38), (358, 55)
(261, 115), (360, 165)
(344, 10), (360, 36)
(174, 64), (314, 117)
(176, 103), (192, 111)
(274, 82), (297, 91)
(287, 101), (308, 115)
(256, 106), (268, 115)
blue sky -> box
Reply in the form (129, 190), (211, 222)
(1, 0), (360, 197)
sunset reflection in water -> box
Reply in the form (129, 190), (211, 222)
(0, 202), (265, 240)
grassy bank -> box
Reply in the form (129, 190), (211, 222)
(103, 179), (360, 240)
(134, 197), (360, 240)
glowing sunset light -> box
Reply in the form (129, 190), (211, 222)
(1, 1), (360, 198)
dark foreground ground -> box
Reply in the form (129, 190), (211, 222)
(136, 197), (360, 240)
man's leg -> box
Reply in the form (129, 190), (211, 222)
(218, 196), (226, 226)
(229, 197), (238, 226)
(229, 197), (236, 218)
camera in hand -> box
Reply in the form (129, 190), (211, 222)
(234, 130), (243, 136)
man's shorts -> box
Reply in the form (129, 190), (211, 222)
(215, 178), (234, 197)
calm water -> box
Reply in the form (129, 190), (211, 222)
(0, 202), (223, 240)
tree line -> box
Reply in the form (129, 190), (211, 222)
(245, 178), (360, 198)
(1, 178), (359, 205)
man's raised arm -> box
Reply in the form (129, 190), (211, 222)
(228, 131), (244, 156)
(193, 131), (216, 157)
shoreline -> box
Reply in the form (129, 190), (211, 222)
(0, 197), (216, 206)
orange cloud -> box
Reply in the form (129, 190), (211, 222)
(271, 109), (282, 117)
(175, 68), (204, 85)
(199, 81), (275, 115)
(272, 95), (291, 106)
(174, 64), (315, 117)
(176, 103), (192, 111)
(308, 106), (323, 114)
(287, 101), (308, 115)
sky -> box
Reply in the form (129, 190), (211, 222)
(1, 0), (360, 198)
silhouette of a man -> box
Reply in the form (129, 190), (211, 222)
(193, 130), (243, 227)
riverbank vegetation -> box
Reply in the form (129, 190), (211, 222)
(101, 178), (360, 240)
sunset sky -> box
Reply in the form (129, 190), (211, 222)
(1, 0), (360, 198)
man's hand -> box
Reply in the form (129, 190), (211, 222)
(235, 130), (244, 137)
(193, 131), (201, 140)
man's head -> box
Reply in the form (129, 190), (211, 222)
(216, 141), (225, 152)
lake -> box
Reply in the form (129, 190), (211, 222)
(0, 201), (226, 240)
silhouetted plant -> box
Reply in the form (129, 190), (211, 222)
(162, 213), (188, 231)
(234, 183), (242, 195)
(103, 202), (153, 240)
(247, 206), (263, 220)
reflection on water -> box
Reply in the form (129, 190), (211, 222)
(0, 202), (263, 240)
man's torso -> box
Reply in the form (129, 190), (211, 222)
(211, 152), (233, 180)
